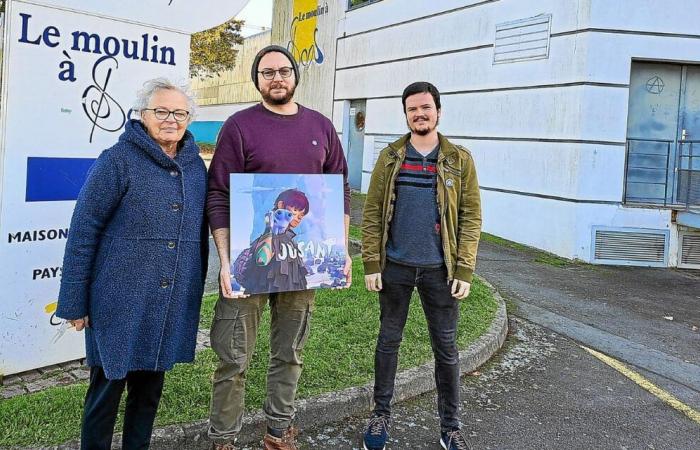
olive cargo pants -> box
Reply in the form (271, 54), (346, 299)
(207, 290), (314, 442)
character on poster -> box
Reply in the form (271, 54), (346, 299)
(233, 189), (309, 293)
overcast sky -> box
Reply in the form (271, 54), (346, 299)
(237, 0), (273, 37)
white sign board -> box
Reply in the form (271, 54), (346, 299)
(30, 0), (247, 33)
(0, 0), (248, 376)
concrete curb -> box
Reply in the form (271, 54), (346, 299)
(30, 276), (508, 450)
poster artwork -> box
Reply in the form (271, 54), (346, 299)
(229, 174), (347, 295)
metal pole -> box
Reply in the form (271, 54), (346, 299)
(687, 142), (694, 209)
(664, 141), (670, 206)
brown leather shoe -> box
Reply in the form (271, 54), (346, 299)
(212, 442), (238, 450)
(262, 426), (299, 450)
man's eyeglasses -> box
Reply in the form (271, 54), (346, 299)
(142, 108), (190, 122)
(257, 67), (294, 80)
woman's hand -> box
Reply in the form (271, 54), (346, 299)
(70, 316), (90, 331)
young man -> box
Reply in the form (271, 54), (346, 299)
(361, 82), (482, 450)
(206, 45), (351, 450)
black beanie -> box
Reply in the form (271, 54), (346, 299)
(251, 45), (300, 91)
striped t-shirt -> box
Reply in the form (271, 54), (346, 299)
(386, 141), (444, 268)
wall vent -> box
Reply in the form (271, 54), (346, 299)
(591, 227), (668, 267)
(679, 231), (700, 269)
(493, 14), (552, 65)
(371, 136), (399, 167)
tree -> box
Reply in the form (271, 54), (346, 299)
(190, 18), (245, 78)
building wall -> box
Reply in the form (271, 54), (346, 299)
(333, 0), (700, 263)
(190, 30), (271, 106)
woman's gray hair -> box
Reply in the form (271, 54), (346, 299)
(133, 78), (197, 123)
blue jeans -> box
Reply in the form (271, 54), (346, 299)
(373, 260), (461, 431)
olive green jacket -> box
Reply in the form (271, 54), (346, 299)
(361, 133), (482, 282)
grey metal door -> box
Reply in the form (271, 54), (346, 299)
(347, 100), (366, 190)
(677, 66), (700, 205)
(625, 63), (682, 204)
(625, 62), (700, 207)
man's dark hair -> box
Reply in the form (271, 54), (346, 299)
(401, 81), (441, 113)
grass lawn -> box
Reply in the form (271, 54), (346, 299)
(349, 223), (362, 241)
(0, 257), (498, 447)
(480, 232), (573, 267)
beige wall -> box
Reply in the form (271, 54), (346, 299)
(272, 0), (340, 119)
(190, 30), (271, 106)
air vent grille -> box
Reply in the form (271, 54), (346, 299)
(494, 14), (552, 64)
(679, 232), (700, 268)
(592, 228), (668, 266)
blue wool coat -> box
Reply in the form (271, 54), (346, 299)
(57, 119), (208, 380)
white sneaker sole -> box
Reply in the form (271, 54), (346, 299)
(363, 442), (386, 450)
(440, 438), (448, 450)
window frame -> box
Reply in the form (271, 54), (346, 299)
(347, 0), (383, 12)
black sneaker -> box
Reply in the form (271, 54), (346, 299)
(362, 414), (389, 450)
(440, 429), (472, 450)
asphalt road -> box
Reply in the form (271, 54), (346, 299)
(475, 241), (700, 408)
(292, 319), (699, 449)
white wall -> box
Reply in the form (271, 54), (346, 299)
(334, 0), (700, 264)
(454, 139), (625, 203)
(338, 0), (588, 70)
(341, 0), (589, 39)
(336, 38), (589, 99)
(588, 0), (700, 36)
(482, 190), (672, 260)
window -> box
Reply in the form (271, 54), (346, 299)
(348, 0), (382, 11)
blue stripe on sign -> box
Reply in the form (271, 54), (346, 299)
(188, 121), (224, 144)
(26, 157), (96, 202)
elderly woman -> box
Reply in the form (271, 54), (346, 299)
(56, 78), (208, 449)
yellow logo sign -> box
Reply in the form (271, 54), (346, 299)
(288, 0), (327, 67)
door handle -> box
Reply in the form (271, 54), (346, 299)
(681, 129), (688, 141)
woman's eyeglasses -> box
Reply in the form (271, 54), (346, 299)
(142, 108), (190, 122)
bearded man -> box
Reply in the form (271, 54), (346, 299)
(206, 45), (351, 450)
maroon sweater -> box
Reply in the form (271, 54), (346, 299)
(207, 103), (350, 231)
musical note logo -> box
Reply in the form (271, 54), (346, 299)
(81, 55), (126, 143)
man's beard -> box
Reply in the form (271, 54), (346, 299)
(261, 82), (296, 105)
(408, 116), (439, 136)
